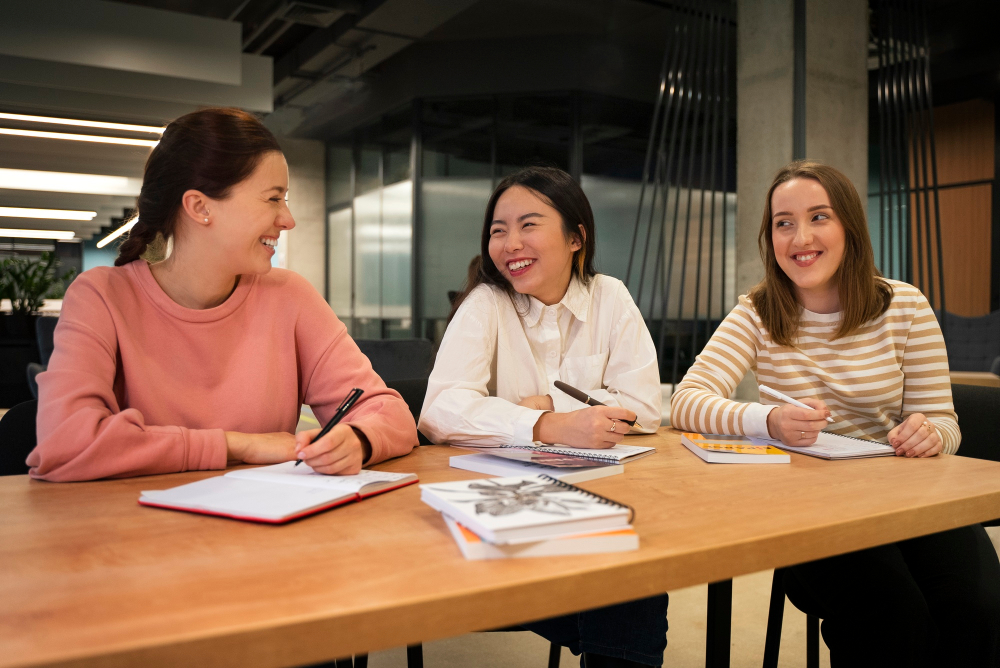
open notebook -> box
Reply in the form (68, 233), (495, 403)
(751, 431), (895, 460)
(459, 443), (655, 464)
(139, 462), (417, 524)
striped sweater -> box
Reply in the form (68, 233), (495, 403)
(670, 279), (961, 454)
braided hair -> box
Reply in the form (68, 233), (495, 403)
(115, 108), (282, 266)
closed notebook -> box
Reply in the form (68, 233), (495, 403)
(421, 474), (633, 544)
(450, 452), (624, 483)
(139, 462), (417, 524)
(460, 443), (655, 464)
(444, 516), (638, 560)
(750, 432), (895, 460)
(681, 433), (791, 464)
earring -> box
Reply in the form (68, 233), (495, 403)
(204, 209), (210, 223)
(204, 217), (209, 222)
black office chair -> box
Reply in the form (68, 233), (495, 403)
(25, 316), (58, 399)
(355, 338), (434, 382)
(952, 383), (1000, 527)
(0, 400), (37, 476)
(762, 571), (820, 668)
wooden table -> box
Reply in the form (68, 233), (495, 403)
(951, 371), (1000, 387)
(4, 429), (1000, 668)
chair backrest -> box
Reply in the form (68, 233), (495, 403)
(36, 316), (58, 365)
(951, 383), (1000, 462)
(26, 362), (44, 399)
(943, 310), (1000, 372)
(355, 338), (435, 382)
(0, 400), (37, 476)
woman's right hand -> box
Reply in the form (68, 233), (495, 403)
(534, 405), (638, 449)
(224, 431), (297, 465)
(765, 399), (831, 446)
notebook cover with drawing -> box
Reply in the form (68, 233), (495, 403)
(139, 462), (417, 524)
(681, 433), (791, 464)
(421, 474), (633, 544)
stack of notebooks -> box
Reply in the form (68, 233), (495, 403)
(139, 462), (418, 524)
(450, 443), (655, 483)
(421, 474), (639, 559)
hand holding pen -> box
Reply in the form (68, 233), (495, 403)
(759, 384), (832, 447)
(294, 388), (368, 474)
(553, 380), (644, 430)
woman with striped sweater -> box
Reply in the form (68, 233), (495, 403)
(671, 161), (999, 668)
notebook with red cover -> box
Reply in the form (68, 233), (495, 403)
(139, 462), (417, 524)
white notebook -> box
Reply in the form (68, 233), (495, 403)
(444, 516), (638, 560)
(751, 432), (894, 460)
(461, 443), (655, 464)
(421, 474), (633, 544)
(140, 462), (417, 523)
(450, 453), (624, 483)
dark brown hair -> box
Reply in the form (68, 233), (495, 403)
(448, 166), (597, 320)
(115, 107), (282, 266)
(748, 160), (892, 347)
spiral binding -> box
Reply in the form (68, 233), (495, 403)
(538, 474), (635, 523)
(500, 445), (621, 463)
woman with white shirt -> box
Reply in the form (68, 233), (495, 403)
(419, 166), (667, 668)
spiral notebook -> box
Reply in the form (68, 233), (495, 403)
(460, 443), (655, 465)
(750, 432), (894, 460)
(420, 474), (633, 544)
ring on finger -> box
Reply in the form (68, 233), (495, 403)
(922, 421), (933, 433)
(800, 431), (806, 439)
(609, 419), (617, 433)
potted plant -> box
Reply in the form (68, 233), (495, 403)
(0, 252), (76, 340)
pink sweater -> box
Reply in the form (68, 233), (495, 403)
(29, 260), (418, 481)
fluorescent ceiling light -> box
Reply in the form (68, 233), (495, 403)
(0, 112), (164, 134)
(0, 128), (159, 147)
(96, 218), (137, 249)
(0, 206), (96, 221)
(0, 168), (142, 196)
(0, 228), (76, 240)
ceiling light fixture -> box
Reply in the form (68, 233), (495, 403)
(0, 112), (164, 134)
(0, 228), (76, 240)
(0, 207), (96, 221)
(0, 168), (142, 196)
(0, 128), (158, 147)
(96, 218), (137, 249)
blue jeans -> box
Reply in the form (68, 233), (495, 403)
(521, 593), (669, 666)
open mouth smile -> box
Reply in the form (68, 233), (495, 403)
(507, 258), (535, 276)
(791, 251), (822, 267)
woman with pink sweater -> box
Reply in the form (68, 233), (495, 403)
(28, 108), (418, 482)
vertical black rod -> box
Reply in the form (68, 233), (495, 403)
(641, 17), (690, 323)
(626, 20), (678, 287)
(658, 9), (709, 379)
(792, 0), (806, 159)
(569, 91), (583, 183)
(690, 13), (720, 364)
(908, 0), (936, 309)
(410, 99), (423, 338)
(647, 9), (696, 329)
(704, 12), (725, 342)
(917, 0), (947, 323)
(876, 0), (888, 275)
(635, 18), (687, 320)
(718, 19), (731, 323)
(901, 3), (926, 296)
(670, 11), (712, 385)
(705, 580), (733, 668)
(887, 2), (906, 280)
(881, 0), (899, 280)
(890, 4), (914, 284)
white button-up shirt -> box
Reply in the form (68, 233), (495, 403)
(418, 274), (662, 446)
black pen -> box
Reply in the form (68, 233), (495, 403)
(553, 380), (643, 430)
(295, 388), (365, 467)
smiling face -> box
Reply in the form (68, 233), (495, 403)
(203, 151), (295, 275)
(769, 177), (846, 310)
(487, 185), (582, 306)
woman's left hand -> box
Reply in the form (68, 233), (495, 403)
(887, 413), (941, 458)
(294, 424), (372, 474)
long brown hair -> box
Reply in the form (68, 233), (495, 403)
(115, 107), (282, 266)
(748, 160), (892, 346)
(448, 166), (597, 320)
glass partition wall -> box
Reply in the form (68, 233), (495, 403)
(325, 92), (736, 379)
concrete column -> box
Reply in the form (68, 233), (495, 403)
(736, 0), (869, 297)
(277, 137), (326, 298)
